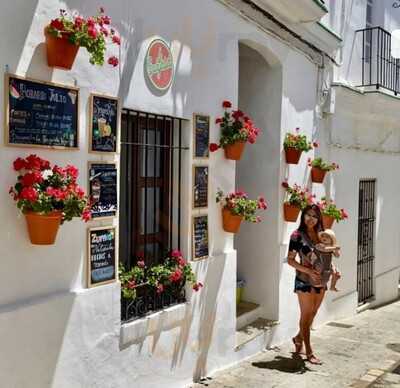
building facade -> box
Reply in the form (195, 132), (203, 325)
(0, 0), (399, 387)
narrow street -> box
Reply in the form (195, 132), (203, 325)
(190, 298), (400, 388)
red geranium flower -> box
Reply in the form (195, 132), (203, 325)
(50, 18), (64, 31)
(222, 100), (232, 108)
(215, 118), (223, 124)
(112, 35), (121, 45)
(20, 187), (38, 202)
(13, 157), (27, 171)
(137, 260), (145, 268)
(209, 143), (219, 152)
(21, 171), (43, 187)
(108, 56), (119, 67)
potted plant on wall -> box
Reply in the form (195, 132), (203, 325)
(9, 154), (91, 245)
(308, 157), (339, 183)
(281, 181), (314, 222)
(283, 127), (317, 164)
(44, 8), (121, 70)
(216, 189), (267, 233)
(317, 197), (348, 229)
(209, 100), (261, 161)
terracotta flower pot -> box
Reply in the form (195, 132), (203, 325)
(224, 141), (246, 161)
(283, 202), (301, 222)
(311, 167), (327, 183)
(322, 214), (335, 229)
(284, 147), (302, 164)
(222, 207), (243, 233)
(24, 211), (63, 245)
(45, 29), (79, 70)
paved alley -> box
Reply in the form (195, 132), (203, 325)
(190, 299), (400, 388)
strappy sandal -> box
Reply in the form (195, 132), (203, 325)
(306, 353), (323, 365)
(292, 337), (303, 354)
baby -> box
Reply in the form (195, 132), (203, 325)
(309, 229), (341, 291)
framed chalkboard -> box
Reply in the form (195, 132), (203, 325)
(193, 114), (210, 158)
(89, 93), (119, 153)
(87, 226), (117, 288)
(88, 162), (118, 219)
(5, 74), (79, 149)
(193, 165), (209, 209)
(192, 215), (209, 261)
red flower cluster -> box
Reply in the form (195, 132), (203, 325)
(193, 282), (204, 291)
(282, 181), (315, 208)
(169, 269), (183, 283)
(212, 101), (261, 150)
(47, 7), (120, 67)
(10, 154), (91, 223)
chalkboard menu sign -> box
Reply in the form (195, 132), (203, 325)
(89, 162), (118, 219)
(193, 114), (210, 158)
(89, 94), (119, 153)
(192, 215), (209, 260)
(193, 166), (208, 209)
(87, 227), (117, 288)
(5, 74), (79, 149)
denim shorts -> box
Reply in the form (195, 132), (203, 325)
(294, 276), (326, 294)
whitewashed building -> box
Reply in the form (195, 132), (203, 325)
(0, 0), (399, 387)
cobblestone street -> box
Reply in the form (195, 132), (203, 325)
(190, 299), (400, 388)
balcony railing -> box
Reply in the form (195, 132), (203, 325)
(356, 26), (400, 95)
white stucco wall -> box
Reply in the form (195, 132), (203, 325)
(0, 0), (329, 387)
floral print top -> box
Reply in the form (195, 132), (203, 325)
(288, 229), (320, 285)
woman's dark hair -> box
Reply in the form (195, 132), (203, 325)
(298, 204), (324, 234)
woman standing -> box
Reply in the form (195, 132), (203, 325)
(287, 204), (325, 365)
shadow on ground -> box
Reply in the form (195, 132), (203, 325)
(387, 343), (400, 353)
(252, 354), (312, 374)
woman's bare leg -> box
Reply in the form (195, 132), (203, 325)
(297, 292), (314, 356)
(306, 289), (325, 364)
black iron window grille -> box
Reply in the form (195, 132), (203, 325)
(356, 26), (400, 95)
(119, 109), (188, 322)
(357, 179), (376, 304)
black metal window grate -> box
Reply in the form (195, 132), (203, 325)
(357, 179), (376, 304)
(119, 109), (187, 322)
(356, 27), (400, 95)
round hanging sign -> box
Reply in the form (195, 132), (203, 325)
(145, 39), (174, 91)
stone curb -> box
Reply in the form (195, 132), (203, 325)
(349, 359), (400, 387)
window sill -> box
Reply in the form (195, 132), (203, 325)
(120, 301), (189, 348)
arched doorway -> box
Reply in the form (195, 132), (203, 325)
(235, 41), (283, 329)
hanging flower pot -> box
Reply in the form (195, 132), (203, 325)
(217, 190), (267, 232)
(224, 141), (246, 161)
(210, 101), (261, 161)
(222, 207), (243, 233)
(44, 8), (121, 70)
(322, 214), (335, 229)
(283, 202), (301, 222)
(284, 147), (303, 164)
(10, 154), (92, 245)
(311, 167), (327, 183)
(45, 29), (79, 70)
(24, 211), (63, 245)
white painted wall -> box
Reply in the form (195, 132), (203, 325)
(1, 0), (399, 386)
(0, 0), (329, 386)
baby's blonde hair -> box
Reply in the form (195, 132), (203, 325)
(318, 229), (337, 246)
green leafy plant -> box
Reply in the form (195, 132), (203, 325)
(119, 250), (203, 300)
(9, 154), (91, 223)
(216, 189), (267, 223)
(283, 127), (317, 152)
(308, 157), (339, 172)
(317, 197), (348, 222)
(281, 181), (315, 209)
(46, 8), (120, 66)
(209, 100), (261, 151)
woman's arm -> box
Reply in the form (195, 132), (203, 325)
(287, 251), (313, 274)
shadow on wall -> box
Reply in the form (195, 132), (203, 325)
(0, 292), (75, 387)
(1, 1), (40, 74)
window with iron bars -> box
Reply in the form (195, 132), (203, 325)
(119, 109), (187, 322)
